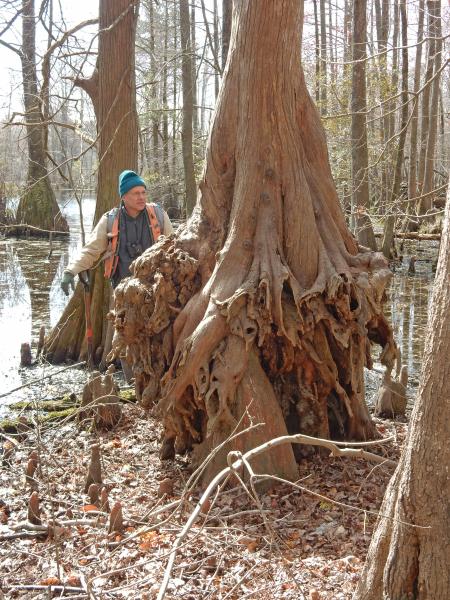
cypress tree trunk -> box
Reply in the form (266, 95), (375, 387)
(419, 0), (442, 214)
(43, 0), (139, 364)
(15, 0), (68, 235)
(179, 0), (197, 215)
(110, 0), (396, 482)
(381, 0), (409, 258)
(351, 0), (377, 250)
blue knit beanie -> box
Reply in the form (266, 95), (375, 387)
(118, 170), (146, 197)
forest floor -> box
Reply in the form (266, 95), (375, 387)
(0, 398), (407, 600)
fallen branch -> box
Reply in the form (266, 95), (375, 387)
(11, 521), (48, 532)
(156, 432), (397, 600)
(4, 585), (85, 594)
(0, 531), (46, 541)
(0, 362), (85, 399)
(374, 231), (441, 240)
(1, 223), (70, 237)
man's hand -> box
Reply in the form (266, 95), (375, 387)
(61, 271), (75, 296)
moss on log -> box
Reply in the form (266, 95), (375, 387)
(0, 408), (77, 433)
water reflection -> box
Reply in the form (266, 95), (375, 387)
(0, 198), (95, 410)
(373, 239), (438, 400)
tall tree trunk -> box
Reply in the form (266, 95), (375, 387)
(387, 0), (399, 141)
(319, 0), (327, 114)
(213, 0), (220, 98)
(417, 1), (437, 200)
(110, 0), (396, 482)
(162, 0), (169, 179)
(374, 0), (390, 211)
(313, 0), (321, 104)
(381, 0), (408, 258)
(179, 0), (196, 215)
(407, 0), (425, 205)
(172, 7), (178, 181)
(222, 0), (232, 70)
(419, 0), (442, 214)
(354, 187), (450, 600)
(190, 1), (198, 135)
(327, 0), (336, 81)
(16, 0), (68, 234)
(351, 0), (377, 250)
(149, 0), (160, 176)
(43, 0), (139, 364)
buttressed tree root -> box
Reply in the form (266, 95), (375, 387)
(109, 0), (396, 482)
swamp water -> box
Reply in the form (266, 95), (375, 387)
(0, 197), (95, 416)
(0, 202), (439, 418)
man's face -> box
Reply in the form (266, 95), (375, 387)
(122, 186), (147, 217)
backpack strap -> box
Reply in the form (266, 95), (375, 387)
(146, 203), (164, 242)
(104, 207), (120, 279)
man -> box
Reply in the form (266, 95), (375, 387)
(61, 170), (173, 294)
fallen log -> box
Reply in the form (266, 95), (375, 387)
(374, 231), (441, 241)
(1, 223), (70, 238)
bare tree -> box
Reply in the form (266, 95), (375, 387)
(351, 0), (376, 249)
(381, 0), (409, 258)
(15, 0), (68, 234)
(420, 0), (443, 214)
(179, 0), (196, 215)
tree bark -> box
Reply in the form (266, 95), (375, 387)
(313, 0), (321, 104)
(373, 0), (390, 211)
(162, 0), (170, 178)
(351, 0), (377, 250)
(407, 0), (425, 203)
(179, 0), (197, 216)
(190, 1), (199, 135)
(213, 0), (220, 99)
(381, 0), (408, 258)
(419, 0), (442, 214)
(319, 0), (327, 114)
(43, 0), (139, 364)
(15, 0), (68, 234)
(149, 0), (160, 176)
(353, 189), (450, 600)
(417, 1), (437, 202)
(222, 0), (232, 70)
(111, 0), (396, 481)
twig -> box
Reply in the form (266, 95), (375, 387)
(11, 522), (48, 532)
(0, 362), (86, 399)
(4, 585), (85, 594)
(0, 531), (46, 541)
(0, 223), (70, 236)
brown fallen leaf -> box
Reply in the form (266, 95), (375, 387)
(139, 531), (158, 552)
(66, 575), (81, 587)
(157, 477), (173, 498)
(39, 577), (60, 586)
(81, 504), (98, 512)
(246, 540), (259, 552)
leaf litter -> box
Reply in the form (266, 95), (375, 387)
(0, 400), (407, 599)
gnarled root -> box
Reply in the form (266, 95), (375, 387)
(109, 238), (201, 408)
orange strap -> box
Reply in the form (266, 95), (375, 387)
(146, 204), (161, 242)
(104, 211), (120, 278)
